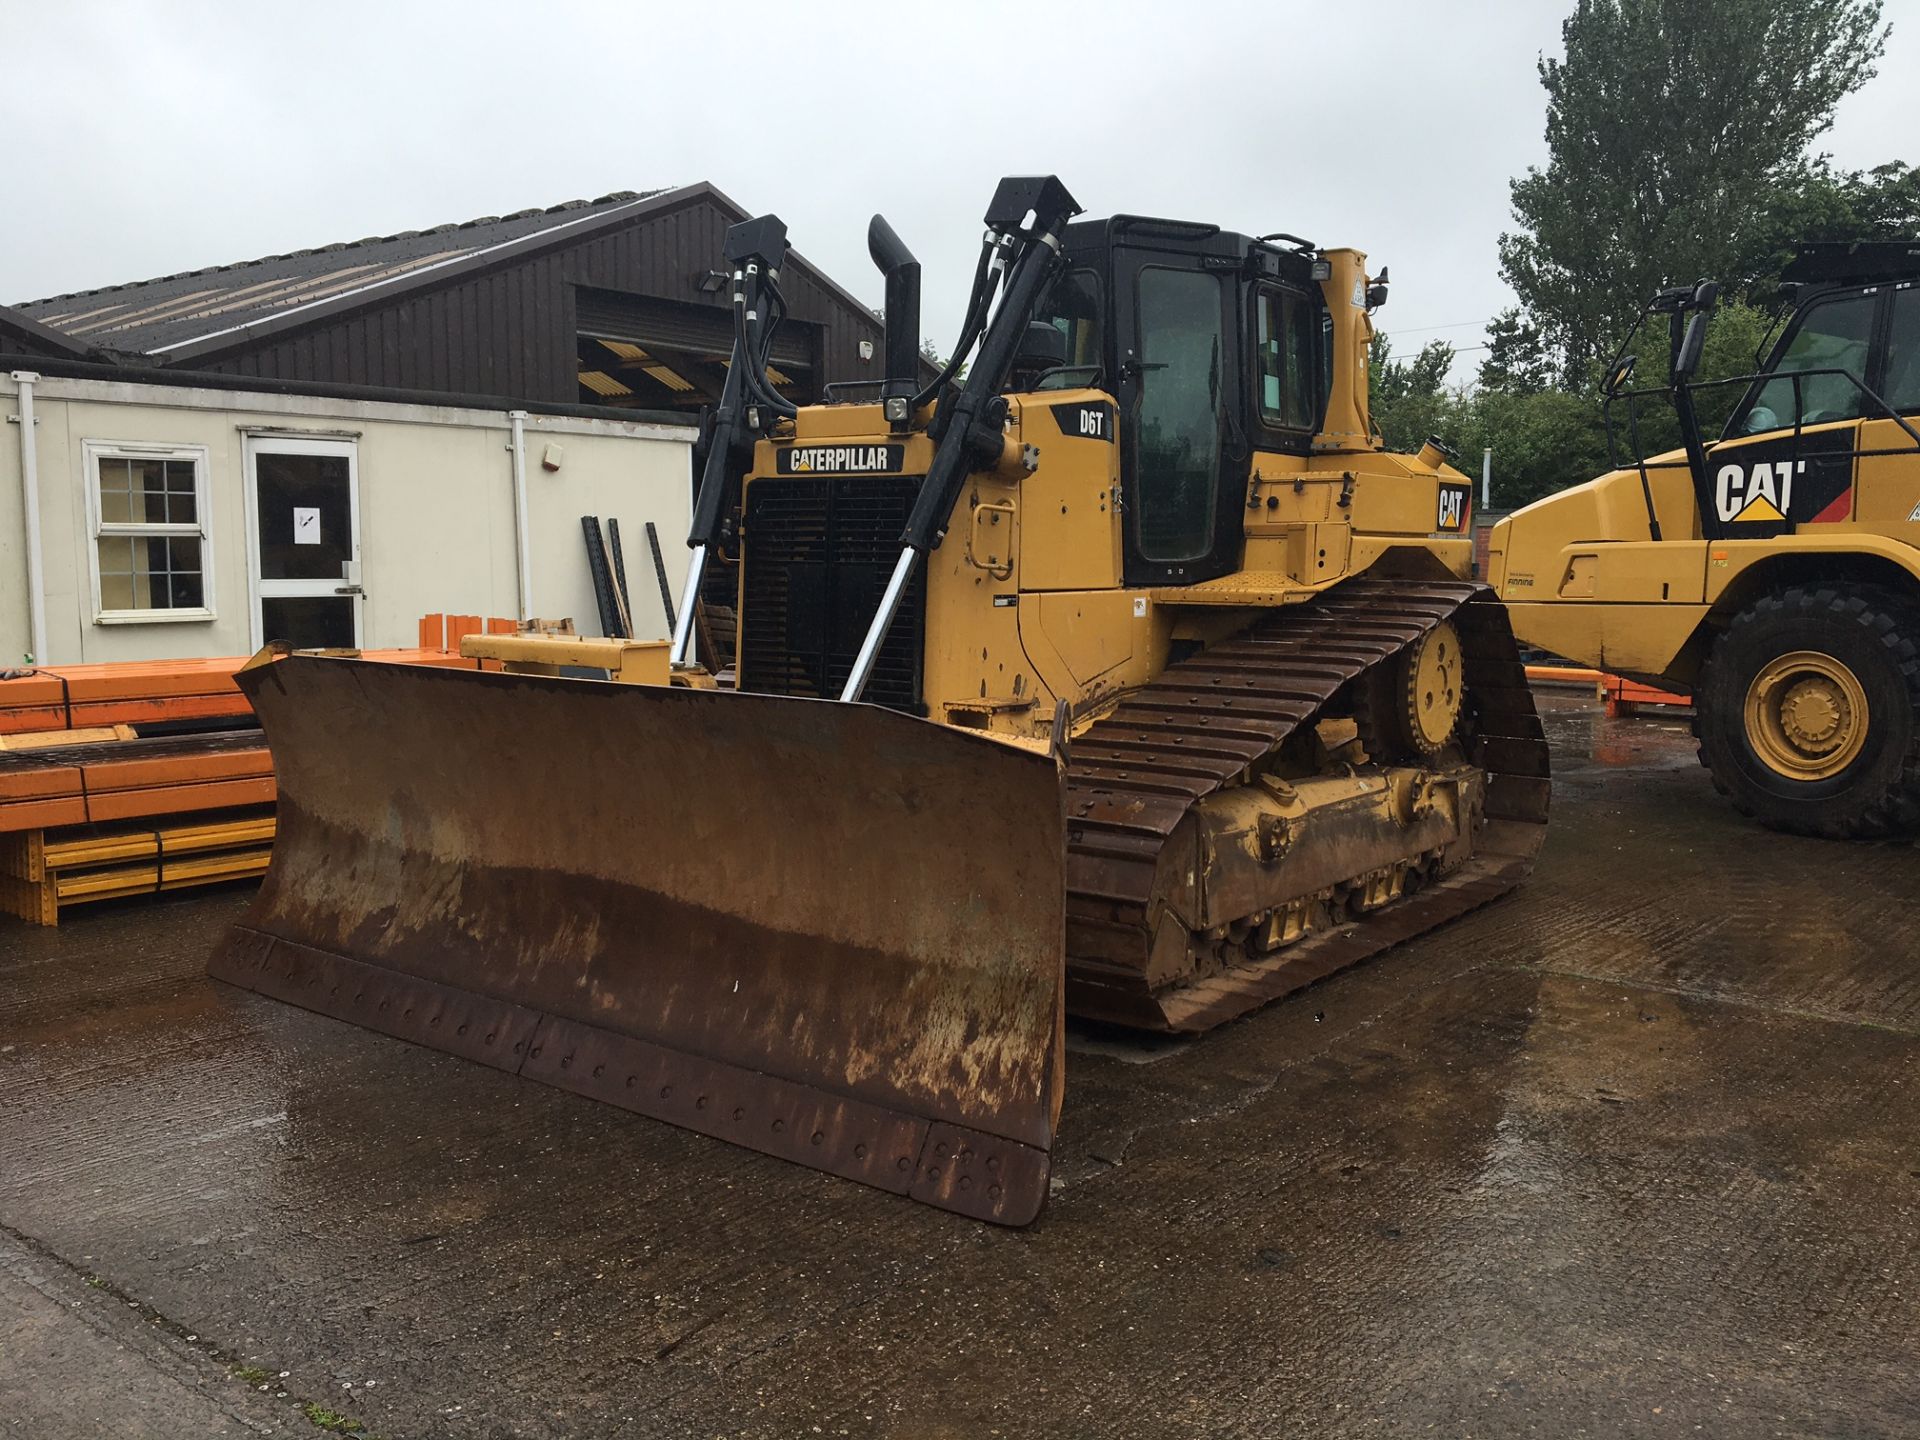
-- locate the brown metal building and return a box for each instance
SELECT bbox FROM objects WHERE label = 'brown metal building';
[9,184,900,413]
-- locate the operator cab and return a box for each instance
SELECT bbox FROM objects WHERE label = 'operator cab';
[1728,239,1920,437]
[1029,218,1334,587]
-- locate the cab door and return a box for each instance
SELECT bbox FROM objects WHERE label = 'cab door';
[1852,281,1920,534]
[1115,250,1247,586]
[1706,289,1879,540]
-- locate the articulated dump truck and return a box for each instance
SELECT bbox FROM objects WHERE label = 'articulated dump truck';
[211,177,1549,1224]
[1491,246,1920,839]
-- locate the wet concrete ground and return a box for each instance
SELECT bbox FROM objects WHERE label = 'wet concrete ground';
[2,692,1917,1439]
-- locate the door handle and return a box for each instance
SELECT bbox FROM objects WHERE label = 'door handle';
[334,584,364,596]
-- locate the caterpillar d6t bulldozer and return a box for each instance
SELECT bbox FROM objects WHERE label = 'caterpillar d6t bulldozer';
[1491,242,1920,839]
[212,177,1548,1225]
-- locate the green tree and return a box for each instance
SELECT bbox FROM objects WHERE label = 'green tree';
[1741,160,1920,303]
[1369,333,1458,453]
[1460,298,1778,512]
[1450,389,1611,512]
[1500,0,1887,386]
[1479,308,1557,396]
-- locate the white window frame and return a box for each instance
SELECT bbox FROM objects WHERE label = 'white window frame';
[82,440,216,625]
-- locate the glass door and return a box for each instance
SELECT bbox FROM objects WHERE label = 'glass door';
[1114,251,1243,586]
[245,436,361,649]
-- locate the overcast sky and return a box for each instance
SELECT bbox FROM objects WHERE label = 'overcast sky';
[5,0,1917,378]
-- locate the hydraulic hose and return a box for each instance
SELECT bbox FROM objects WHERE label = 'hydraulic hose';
[912,235,1002,409]
[732,276,797,418]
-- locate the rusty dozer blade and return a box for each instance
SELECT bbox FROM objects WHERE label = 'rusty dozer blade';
[210,656,1066,1225]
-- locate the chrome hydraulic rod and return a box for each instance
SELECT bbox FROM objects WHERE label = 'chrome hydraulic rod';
[669,543,707,667]
[839,547,919,702]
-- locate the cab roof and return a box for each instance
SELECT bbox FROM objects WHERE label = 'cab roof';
[1781,239,1920,288]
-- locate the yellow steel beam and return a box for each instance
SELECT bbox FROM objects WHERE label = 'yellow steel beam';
[458,633,670,686]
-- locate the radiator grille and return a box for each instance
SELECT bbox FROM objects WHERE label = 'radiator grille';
[738,475,926,714]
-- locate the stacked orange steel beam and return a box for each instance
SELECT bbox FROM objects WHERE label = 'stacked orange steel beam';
[0,626,529,924]
[0,644,487,833]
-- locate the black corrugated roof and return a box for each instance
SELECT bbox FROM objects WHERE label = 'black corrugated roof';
[0,303,93,359]
[11,190,671,357]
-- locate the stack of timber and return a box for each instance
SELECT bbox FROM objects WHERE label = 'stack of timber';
[0,808,275,926]
[0,644,481,925]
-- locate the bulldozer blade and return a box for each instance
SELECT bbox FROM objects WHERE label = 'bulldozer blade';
[210,656,1066,1225]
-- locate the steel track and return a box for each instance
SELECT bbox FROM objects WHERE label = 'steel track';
[1062,579,1551,1032]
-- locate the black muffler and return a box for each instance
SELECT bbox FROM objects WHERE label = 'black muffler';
[868,215,921,412]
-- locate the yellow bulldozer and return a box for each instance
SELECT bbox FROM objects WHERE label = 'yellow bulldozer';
[211,177,1549,1224]
[1491,244,1920,839]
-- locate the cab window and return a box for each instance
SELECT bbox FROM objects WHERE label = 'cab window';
[1255,287,1316,430]
[1031,269,1103,389]
[1134,266,1224,563]
[1736,293,1877,434]
[1884,287,1920,413]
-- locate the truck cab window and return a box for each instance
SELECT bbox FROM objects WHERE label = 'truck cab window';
[1134,267,1225,563]
[1736,293,1877,434]
[1031,269,1103,389]
[1885,287,1920,413]
[1255,288,1315,430]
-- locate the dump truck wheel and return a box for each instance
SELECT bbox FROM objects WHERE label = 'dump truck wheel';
[1694,586,1920,839]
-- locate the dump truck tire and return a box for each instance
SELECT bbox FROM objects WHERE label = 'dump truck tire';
[1695,585,1920,839]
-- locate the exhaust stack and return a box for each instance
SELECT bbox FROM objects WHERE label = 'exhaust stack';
[868,215,921,409]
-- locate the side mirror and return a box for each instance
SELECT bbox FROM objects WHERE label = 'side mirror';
[1603,353,1638,397]
[1675,312,1709,380]
[1011,321,1067,378]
